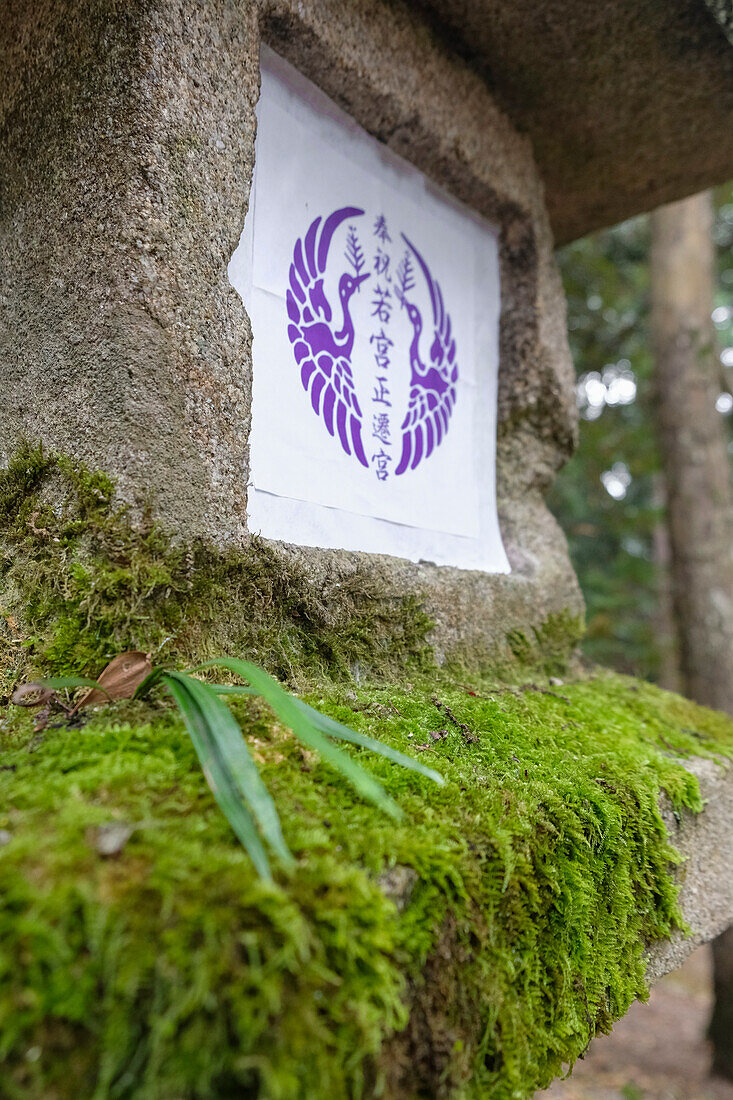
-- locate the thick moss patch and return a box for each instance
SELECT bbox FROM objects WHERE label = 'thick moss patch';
[1,673,732,1099]
[0,443,433,693]
[2,443,731,1097]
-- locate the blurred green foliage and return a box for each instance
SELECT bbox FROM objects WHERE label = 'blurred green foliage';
[549,185,733,681]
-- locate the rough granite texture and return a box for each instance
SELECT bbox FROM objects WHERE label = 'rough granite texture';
[0,0,583,662]
[646,755,733,981]
[417,0,733,243]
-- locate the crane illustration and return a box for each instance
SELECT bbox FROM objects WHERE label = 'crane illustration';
[285,207,370,466]
[393,235,459,474]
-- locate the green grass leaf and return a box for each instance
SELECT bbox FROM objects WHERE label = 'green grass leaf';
[168,673,293,868]
[194,659,403,822]
[133,668,167,699]
[161,671,293,879]
[33,676,106,692]
[208,684,259,696]
[292,698,445,785]
[205,683,443,784]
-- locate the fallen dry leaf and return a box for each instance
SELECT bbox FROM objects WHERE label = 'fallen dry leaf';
[10,683,57,708]
[74,651,152,712]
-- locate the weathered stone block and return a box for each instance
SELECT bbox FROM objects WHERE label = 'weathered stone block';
[0,0,583,666]
[647,754,733,981]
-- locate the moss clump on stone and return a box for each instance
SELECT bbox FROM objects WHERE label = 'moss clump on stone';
[503,609,585,679]
[2,442,730,1097]
[1,672,732,1099]
[0,443,434,694]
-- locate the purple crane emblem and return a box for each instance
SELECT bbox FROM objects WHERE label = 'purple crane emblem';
[393,234,458,475]
[285,205,459,478]
[285,206,370,466]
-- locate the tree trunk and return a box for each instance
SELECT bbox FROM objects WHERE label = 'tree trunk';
[712,927,733,1079]
[651,190,733,1081]
[651,475,681,692]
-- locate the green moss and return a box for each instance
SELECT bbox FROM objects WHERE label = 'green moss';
[0,443,434,694]
[1,672,731,1099]
[0,445,587,696]
[503,609,585,680]
[2,443,731,1096]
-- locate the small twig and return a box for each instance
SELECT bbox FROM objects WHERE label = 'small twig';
[431,697,478,744]
[657,732,690,756]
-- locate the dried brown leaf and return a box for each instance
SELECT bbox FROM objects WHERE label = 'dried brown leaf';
[11,683,56,708]
[74,651,152,712]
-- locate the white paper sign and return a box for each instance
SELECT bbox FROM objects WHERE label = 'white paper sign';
[228,46,510,573]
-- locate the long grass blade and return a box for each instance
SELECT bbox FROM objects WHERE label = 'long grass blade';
[292,699,445,785]
[161,672,274,879]
[169,672,294,869]
[208,685,259,697]
[194,659,403,822]
[205,683,443,784]
[209,682,443,785]
[167,672,294,870]
[133,668,167,700]
[34,676,106,692]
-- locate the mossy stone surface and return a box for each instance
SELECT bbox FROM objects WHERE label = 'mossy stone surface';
[0,443,434,694]
[1,673,732,1099]
[2,444,732,1097]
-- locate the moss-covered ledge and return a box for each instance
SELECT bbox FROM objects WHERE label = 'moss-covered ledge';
[0,442,437,694]
[1,673,732,1099]
[2,444,732,1097]
[0,442,584,694]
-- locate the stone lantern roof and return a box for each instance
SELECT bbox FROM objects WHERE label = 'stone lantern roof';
[422,0,733,241]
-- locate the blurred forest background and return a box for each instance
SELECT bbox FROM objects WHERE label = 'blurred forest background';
[544,189,733,1099]
[549,184,733,686]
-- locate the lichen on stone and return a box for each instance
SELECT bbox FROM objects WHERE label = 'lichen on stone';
[503,609,584,679]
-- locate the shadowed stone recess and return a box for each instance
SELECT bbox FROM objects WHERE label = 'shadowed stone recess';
[415,0,733,243]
